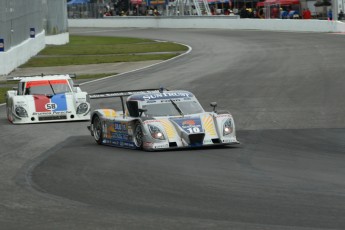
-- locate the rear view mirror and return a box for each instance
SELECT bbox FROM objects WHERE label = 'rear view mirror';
[138,108,147,117]
[210,102,217,112]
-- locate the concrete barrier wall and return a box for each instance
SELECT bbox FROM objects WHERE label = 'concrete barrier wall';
[68,16,345,33]
[45,32,69,45]
[0,30,45,76]
[0,32,69,76]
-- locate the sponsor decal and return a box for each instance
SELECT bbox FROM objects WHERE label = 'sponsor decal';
[109,122,131,142]
[110,140,135,148]
[143,141,168,149]
[159,99,181,103]
[89,90,160,99]
[222,137,237,143]
[30,28,35,38]
[143,120,160,124]
[0,38,4,52]
[153,143,169,149]
[114,122,127,131]
[111,132,129,141]
[142,92,193,100]
[32,111,71,115]
[182,120,196,126]
[172,117,203,134]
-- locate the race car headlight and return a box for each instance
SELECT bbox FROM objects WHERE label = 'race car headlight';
[77,103,89,114]
[15,106,28,117]
[223,118,233,136]
[148,125,165,140]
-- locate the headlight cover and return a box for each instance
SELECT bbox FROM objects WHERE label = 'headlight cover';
[77,103,89,114]
[223,118,233,136]
[148,124,165,140]
[15,106,28,117]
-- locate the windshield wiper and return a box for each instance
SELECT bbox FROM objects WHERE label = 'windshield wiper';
[170,99,184,117]
[48,81,56,96]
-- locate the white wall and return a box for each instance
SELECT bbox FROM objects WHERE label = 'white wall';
[0,31,45,76]
[45,32,70,45]
[68,16,345,33]
[0,32,69,76]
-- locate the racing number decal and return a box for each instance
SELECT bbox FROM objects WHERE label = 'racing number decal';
[187,127,201,133]
[173,118,203,134]
[45,103,57,111]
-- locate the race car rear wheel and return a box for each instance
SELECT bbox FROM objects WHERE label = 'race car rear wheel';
[133,122,143,149]
[93,115,103,145]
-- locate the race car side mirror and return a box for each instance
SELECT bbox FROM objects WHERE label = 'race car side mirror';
[138,108,147,117]
[210,102,217,112]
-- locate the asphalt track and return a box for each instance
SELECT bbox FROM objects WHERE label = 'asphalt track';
[1,28,345,230]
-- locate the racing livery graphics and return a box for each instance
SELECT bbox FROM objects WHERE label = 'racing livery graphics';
[88,88,239,151]
[34,95,68,113]
[6,74,90,124]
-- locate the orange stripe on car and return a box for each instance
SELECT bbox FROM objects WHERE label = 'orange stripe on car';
[159,119,177,140]
[202,115,217,137]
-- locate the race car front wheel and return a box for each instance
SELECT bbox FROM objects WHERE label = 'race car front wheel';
[6,106,13,123]
[93,115,103,145]
[133,122,143,149]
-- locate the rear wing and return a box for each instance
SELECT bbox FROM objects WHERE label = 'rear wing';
[89,88,168,118]
[89,88,167,99]
[6,74,77,81]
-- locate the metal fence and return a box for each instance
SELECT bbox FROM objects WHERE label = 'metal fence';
[0,0,67,52]
[67,3,110,18]
[43,0,68,35]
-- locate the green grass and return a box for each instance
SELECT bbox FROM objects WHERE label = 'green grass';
[39,43,186,55]
[68,36,153,45]
[22,53,178,67]
[7,35,188,94]
[0,87,11,104]
[20,35,188,68]
[0,80,18,85]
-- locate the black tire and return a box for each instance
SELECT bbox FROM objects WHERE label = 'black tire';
[133,122,143,149]
[6,105,13,123]
[93,115,103,145]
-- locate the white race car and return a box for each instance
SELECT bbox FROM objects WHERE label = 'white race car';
[6,74,90,124]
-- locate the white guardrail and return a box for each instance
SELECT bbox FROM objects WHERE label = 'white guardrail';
[68,16,345,33]
[1,17,344,76]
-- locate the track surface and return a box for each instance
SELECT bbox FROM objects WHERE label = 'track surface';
[1,28,345,230]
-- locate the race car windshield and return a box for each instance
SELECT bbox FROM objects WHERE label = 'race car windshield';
[143,101,204,117]
[25,80,71,95]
